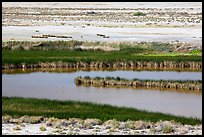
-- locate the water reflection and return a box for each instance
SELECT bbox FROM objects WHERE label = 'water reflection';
[2,69,202,80]
[77,85,202,95]
[2,66,202,74]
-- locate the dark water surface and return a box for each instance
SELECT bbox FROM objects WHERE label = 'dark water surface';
[2,70,202,119]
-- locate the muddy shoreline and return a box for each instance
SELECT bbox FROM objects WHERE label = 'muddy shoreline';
[1,67,201,74]
[2,61,202,71]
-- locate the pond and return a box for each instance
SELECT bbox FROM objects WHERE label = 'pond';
[2,70,202,119]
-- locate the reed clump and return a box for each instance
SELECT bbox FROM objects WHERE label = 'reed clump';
[75,76,202,91]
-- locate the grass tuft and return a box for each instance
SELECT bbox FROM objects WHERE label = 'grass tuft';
[133,12,146,16]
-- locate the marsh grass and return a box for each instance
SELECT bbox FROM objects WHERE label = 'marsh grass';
[2,50,201,65]
[80,76,202,83]
[2,40,201,66]
[2,97,201,125]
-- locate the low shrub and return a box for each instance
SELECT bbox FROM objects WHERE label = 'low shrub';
[133,12,146,16]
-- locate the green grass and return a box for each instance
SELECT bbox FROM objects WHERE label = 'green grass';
[142,51,202,56]
[2,40,202,65]
[133,12,146,16]
[190,50,202,55]
[2,97,201,125]
[2,50,201,65]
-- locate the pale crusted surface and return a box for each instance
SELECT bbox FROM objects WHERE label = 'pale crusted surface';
[2,2,202,44]
[2,116,202,135]
[2,2,202,9]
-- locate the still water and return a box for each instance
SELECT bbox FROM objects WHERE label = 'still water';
[2,70,202,119]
